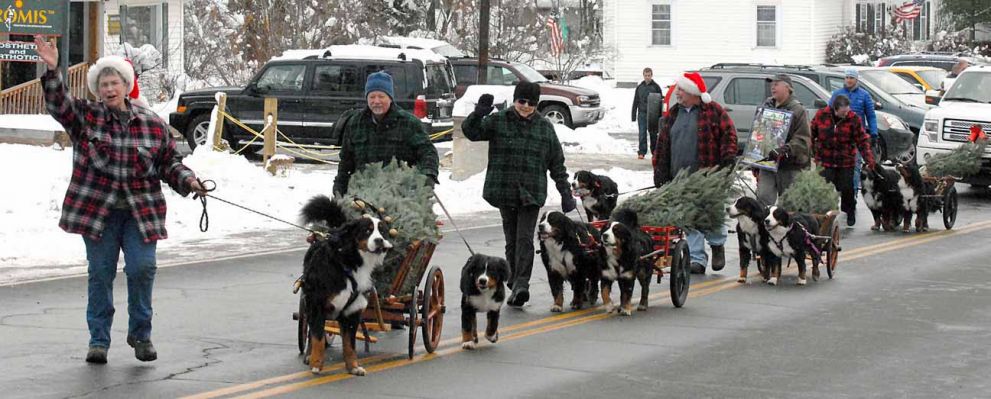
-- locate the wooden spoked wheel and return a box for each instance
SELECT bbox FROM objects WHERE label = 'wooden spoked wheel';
[421,266,445,353]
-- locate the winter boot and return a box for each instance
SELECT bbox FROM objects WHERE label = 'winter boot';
[127,335,157,362]
[710,245,725,271]
[85,346,108,364]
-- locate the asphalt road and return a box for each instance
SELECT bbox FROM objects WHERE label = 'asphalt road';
[2,185,991,399]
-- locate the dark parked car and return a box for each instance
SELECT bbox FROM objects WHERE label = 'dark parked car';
[649,68,915,162]
[170,45,456,151]
[450,57,604,128]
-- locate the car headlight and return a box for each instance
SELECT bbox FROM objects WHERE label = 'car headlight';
[576,95,590,106]
[923,119,939,142]
[881,113,908,132]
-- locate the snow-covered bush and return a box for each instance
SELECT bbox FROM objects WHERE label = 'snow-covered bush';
[825,26,910,64]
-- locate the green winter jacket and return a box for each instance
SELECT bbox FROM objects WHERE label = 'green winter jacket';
[333,105,439,196]
[462,107,570,208]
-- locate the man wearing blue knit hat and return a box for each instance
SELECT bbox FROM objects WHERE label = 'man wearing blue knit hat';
[333,71,439,196]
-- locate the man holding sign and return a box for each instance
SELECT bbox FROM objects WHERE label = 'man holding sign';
[755,74,811,206]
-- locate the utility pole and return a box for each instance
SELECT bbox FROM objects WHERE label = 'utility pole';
[478,0,490,84]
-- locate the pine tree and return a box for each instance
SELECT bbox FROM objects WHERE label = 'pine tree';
[617,168,734,232]
[780,167,839,214]
[924,139,988,178]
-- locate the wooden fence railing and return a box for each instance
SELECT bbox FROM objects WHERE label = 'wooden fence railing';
[0,62,90,115]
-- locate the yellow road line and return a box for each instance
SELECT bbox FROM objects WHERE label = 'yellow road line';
[192,220,991,398]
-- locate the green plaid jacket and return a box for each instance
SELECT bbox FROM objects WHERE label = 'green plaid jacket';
[333,105,439,195]
[463,108,570,208]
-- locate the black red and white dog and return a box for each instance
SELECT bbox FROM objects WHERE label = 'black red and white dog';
[598,209,652,315]
[727,197,772,284]
[572,170,619,222]
[299,195,392,376]
[764,206,822,286]
[460,254,511,350]
[537,211,601,312]
[861,163,905,232]
[894,162,932,232]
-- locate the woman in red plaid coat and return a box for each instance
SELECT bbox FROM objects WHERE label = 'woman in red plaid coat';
[810,94,876,226]
[34,36,208,364]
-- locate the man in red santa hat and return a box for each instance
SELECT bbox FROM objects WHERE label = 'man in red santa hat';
[652,72,737,274]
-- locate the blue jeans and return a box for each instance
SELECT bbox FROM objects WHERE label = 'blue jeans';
[686,225,728,266]
[83,209,157,348]
[637,113,656,156]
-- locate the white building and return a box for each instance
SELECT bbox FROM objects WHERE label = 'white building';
[603,0,940,85]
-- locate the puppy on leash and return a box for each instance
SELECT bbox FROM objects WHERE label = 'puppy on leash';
[572,170,619,222]
[460,254,511,350]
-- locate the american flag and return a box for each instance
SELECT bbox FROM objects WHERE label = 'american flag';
[546,16,564,56]
[892,0,924,24]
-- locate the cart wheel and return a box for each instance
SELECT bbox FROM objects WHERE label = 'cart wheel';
[407,288,418,360]
[826,224,840,279]
[421,266,445,353]
[296,295,307,355]
[943,187,958,230]
[669,240,690,308]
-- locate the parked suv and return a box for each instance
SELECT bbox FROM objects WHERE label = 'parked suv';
[650,68,915,162]
[170,45,456,150]
[917,65,991,187]
[449,57,604,128]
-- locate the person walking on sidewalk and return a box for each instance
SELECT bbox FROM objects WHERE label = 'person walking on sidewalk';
[652,72,737,274]
[462,81,576,307]
[34,35,208,364]
[757,74,812,206]
[830,68,877,202]
[810,94,876,227]
[631,67,663,160]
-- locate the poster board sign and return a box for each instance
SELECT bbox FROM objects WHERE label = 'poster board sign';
[1,0,68,36]
[0,40,39,62]
[740,107,793,172]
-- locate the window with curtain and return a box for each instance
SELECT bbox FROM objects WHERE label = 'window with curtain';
[756,5,776,47]
[651,4,671,46]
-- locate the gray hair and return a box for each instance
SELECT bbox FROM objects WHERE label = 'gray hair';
[97,67,130,87]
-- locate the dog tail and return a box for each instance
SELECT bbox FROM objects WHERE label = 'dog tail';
[300,195,348,228]
[612,208,640,229]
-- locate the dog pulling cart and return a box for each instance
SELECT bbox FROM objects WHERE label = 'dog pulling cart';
[293,234,446,361]
[590,221,692,307]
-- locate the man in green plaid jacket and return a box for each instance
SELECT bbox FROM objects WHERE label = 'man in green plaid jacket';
[462,82,576,307]
[333,72,439,196]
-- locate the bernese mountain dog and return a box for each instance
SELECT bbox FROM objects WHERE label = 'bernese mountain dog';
[727,196,772,284]
[572,170,619,222]
[764,206,822,286]
[460,254,511,350]
[537,211,602,312]
[299,195,393,376]
[895,162,932,232]
[861,163,905,232]
[598,209,652,315]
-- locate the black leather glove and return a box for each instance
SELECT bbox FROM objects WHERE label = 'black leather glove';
[424,175,437,190]
[560,190,577,213]
[475,94,495,116]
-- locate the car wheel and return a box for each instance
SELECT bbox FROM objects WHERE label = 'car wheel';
[185,113,212,150]
[541,105,573,128]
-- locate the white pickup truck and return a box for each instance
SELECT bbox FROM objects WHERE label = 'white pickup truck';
[917,65,991,187]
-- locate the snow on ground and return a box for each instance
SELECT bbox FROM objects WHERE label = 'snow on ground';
[0,114,65,131]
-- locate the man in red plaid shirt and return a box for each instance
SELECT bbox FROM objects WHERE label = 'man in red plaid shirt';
[34,36,207,364]
[810,94,875,226]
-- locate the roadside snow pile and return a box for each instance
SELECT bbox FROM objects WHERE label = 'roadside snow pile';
[0,115,65,132]
[570,75,674,136]
[554,123,633,154]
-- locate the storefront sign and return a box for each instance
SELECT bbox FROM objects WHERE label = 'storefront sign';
[1,0,68,36]
[0,40,39,62]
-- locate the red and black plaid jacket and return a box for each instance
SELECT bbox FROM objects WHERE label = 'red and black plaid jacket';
[810,106,875,169]
[653,101,737,185]
[43,70,196,242]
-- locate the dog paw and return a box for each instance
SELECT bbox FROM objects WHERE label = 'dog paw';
[797,278,807,286]
[737,276,747,284]
[570,303,581,310]
[550,305,563,313]
[462,341,476,350]
[348,366,366,376]
[636,304,648,312]
[767,277,778,286]
[310,367,322,374]
[619,308,633,316]
[485,333,498,343]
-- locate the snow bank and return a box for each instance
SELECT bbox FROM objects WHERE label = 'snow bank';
[0,115,64,132]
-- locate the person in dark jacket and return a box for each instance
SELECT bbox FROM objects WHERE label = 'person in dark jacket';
[829,68,877,197]
[333,71,440,196]
[653,72,737,274]
[35,35,208,364]
[631,67,663,159]
[463,81,576,307]
[810,94,875,226]
[757,74,812,206]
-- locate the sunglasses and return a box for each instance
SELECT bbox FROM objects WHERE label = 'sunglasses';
[515,99,537,107]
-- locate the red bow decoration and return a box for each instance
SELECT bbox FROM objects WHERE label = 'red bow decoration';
[969,125,987,143]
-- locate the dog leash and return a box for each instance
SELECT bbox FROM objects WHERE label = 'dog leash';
[434,194,475,256]
[194,179,325,238]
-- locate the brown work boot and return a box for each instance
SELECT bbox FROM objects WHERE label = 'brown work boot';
[710,245,726,271]
[127,336,157,362]
[85,346,108,364]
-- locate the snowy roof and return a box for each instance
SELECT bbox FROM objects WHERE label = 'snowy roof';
[273,45,449,64]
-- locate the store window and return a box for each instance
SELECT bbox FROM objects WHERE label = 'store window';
[120,3,169,69]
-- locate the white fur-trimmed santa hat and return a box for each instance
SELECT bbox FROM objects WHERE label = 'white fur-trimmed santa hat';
[675,72,712,104]
[87,55,136,98]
